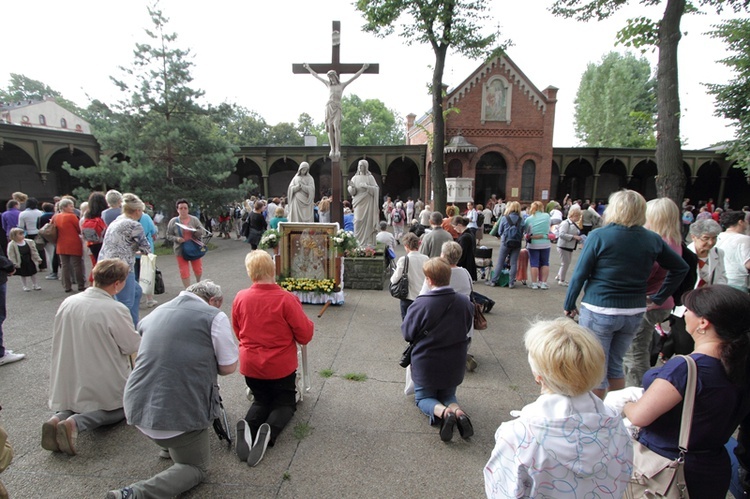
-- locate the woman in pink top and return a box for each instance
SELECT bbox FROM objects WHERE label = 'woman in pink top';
[623,197,683,387]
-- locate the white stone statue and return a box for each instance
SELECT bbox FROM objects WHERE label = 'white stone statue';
[303,63,369,161]
[347,159,379,248]
[287,162,316,223]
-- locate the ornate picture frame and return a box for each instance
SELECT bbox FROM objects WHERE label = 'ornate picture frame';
[278,222,339,281]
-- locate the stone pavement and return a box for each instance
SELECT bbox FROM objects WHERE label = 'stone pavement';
[0,234,579,498]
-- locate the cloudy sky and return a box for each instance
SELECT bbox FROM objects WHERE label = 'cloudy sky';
[2,0,741,148]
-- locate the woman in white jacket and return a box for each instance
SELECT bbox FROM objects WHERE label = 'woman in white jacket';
[484,318,632,498]
[390,232,429,320]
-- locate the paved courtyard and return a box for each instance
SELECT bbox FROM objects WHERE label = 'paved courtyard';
[0,233,579,498]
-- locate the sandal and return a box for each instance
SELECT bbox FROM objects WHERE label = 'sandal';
[439,407,456,442]
[456,410,474,439]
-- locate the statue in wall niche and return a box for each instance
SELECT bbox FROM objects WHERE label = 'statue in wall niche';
[287,162,316,223]
[302,63,369,161]
[347,159,379,248]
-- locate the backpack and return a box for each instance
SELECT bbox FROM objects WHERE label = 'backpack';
[393,209,402,223]
[504,215,523,249]
[81,217,104,243]
[682,211,694,225]
[476,212,485,227]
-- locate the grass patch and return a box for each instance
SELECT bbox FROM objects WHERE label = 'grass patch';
[508,384,519,392]
[343,372,367,382]
[293,422,312,440]
[319,369,335,378]
[282,471,291,481]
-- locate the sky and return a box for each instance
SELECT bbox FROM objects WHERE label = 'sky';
[2,0,742,149]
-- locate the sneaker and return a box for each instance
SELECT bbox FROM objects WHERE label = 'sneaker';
[530,282,539,290]
[247,423,271,467]
[45,273,58,280]
[559,280,569,287]
[23,287,31,292]
[539,282,549,290]
[158,448,171,459]
[0,352,25,366]
[485,281,496,287]
[508,282,515,289]
[106,487,134,499]
[236,420,252,462]
[146,299,158,308]
[33,285,42,291]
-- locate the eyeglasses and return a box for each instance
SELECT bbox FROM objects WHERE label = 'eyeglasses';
[694,235,717,243]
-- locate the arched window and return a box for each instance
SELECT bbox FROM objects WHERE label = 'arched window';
[39,114,46,125]
[60,118,67,128]
[521,160,536,200]
[75,124,83,132]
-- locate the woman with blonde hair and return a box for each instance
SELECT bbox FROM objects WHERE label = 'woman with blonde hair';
[488,201,523,288]
[554,205,582,286]
[564,190,688,398]
[99,193,151,326]
[623,197,683,387]
[524,201,552,289]
[484,318,631,498]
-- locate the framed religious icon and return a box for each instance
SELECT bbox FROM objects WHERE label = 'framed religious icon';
[279,223,339,281]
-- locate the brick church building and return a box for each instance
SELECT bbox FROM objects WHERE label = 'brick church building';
[406,53,558,207]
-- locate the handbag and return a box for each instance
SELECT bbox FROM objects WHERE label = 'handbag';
[625,355,696,499]
[389,254,410,299]
[38,221,57,244]
[179,227,207,261]
[473,301,487,330]
[154,267,165,295]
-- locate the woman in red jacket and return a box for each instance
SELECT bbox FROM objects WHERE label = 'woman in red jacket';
[52,198,84,292]
[231,250,314,467]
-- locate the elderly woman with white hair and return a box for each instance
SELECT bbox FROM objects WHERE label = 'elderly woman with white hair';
[99,193,151,326]
[563,190,688,398]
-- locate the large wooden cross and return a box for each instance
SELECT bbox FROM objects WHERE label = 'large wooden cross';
[293,21,379,226]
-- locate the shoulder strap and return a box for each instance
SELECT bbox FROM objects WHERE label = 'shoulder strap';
[677,354,697,453]
[411,299,454,345]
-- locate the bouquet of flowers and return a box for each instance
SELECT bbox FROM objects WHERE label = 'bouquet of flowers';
[259,228,280,249]
[331,229,358,254]
[345,247,377,258]
[278,277,338,294]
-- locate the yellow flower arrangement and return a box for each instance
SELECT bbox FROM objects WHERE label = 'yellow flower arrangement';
[278,277,338,294]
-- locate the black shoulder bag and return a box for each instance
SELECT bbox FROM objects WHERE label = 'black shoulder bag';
[389,254,410,299]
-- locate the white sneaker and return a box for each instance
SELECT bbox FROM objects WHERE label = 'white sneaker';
[0,352,25,366]
[559,280,569,287]
[530,282,539,290]
[33,285,42,291]
[146,299,158,308]
[539,282,549,290]
[22,287,30,292]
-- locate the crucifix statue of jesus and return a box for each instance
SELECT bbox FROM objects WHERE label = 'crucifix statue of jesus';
[302,62,369,161]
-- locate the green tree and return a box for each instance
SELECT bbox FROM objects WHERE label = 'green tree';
[551,0,748,206]
[357,0,500,214]
[574,51,656,148]
[0,73,85,115]
[340,94,405,146]
[267,122,303,145]
[211,103,269,146]
[296,112,327,144]
[65,5,252,211]
[706,18,750,173]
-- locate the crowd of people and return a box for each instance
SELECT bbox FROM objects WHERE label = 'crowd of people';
[6,184,750,498]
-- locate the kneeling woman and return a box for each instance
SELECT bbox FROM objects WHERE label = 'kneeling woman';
[402,257,474,442]
[484,318,632,498]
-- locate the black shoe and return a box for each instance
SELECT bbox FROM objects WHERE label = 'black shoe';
[457,413,474,439]
[440,411,456,442]
[484,300,495,314]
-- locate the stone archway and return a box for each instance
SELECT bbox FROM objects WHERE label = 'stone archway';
[268,158,300,198]
[47,147,96,197]
[628,160,658,200]
[0,143,41,202]
[233,158,263,197]
[724,165,750,210]
[309,157,331,200]
[384,157,420,203]
[597,159,627,201]
[692,160,722,206]
[561,159,594,201]
[475,151,507,204]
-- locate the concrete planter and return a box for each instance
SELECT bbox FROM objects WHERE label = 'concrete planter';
[343,257,385,290]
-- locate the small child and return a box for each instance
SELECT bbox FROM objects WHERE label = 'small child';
[6,228,42,291]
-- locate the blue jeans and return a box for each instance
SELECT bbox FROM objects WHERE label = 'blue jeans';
[579,306,643,389]
[115,271,141,327]
[414,384,458,424]
[400,299,413,320]
[0,282,6,357]
[494,244,520,285]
